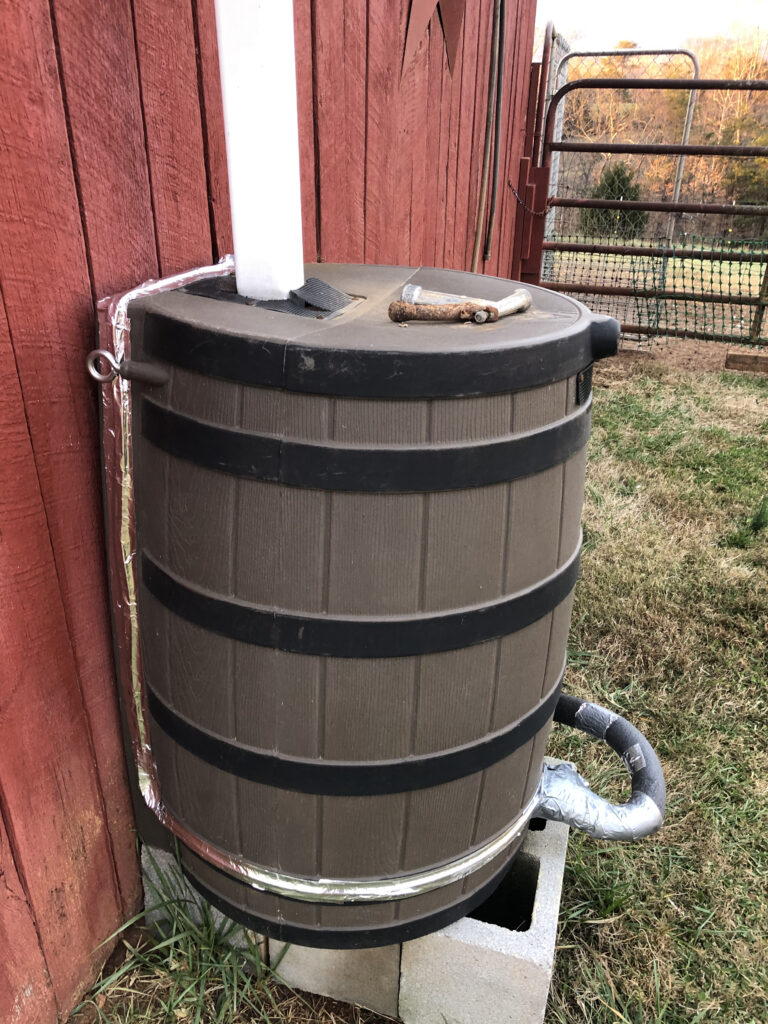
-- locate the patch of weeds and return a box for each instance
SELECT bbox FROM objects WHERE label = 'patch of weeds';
[586,483,604,507]
[565,643,607,673]
[720,370,768,394]
[581,522,600,552]
[71,849,390,1024]
[72,850,282,1024]
[719,496,768,549]
[615,477,638,497]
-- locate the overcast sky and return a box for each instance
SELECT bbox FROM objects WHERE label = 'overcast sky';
[535,0,765,49]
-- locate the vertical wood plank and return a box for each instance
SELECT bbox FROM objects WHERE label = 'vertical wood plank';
[364,0,410,264]
[192,0,234,258]
[0,805,58,1024]
[0,0,142,985]
[293,0,318,261]
[50,0,160,915]
[403,390,509,876]
[314,0,367,262]
[405,15,431,265]
[392,0,423,267]
[165,376,240,853]
[419,17,445,267]
[132,0,212,272]
[484,0,516,277]
[433,26,455,267]
[51,0,158,293]
[497,0,537,278]
[440,22,466,268]
[0,290,123,1013]
[449,0,481,270]
[463,0,492,270]
[499,0,528,277]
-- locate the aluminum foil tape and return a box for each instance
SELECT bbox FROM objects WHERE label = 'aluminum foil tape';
[535,762,664,841]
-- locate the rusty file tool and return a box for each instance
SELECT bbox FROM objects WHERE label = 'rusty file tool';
[388,283,532,324]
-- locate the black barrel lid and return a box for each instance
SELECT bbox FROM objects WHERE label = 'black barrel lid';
[130,263,619,398]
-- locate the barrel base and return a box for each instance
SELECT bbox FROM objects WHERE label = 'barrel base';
[182,858,516,950]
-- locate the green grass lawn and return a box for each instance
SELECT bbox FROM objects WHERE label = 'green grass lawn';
[546,359,768,1024]
[73,357,767,1024]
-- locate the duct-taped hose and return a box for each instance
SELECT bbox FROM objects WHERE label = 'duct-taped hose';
[535,695,666,841]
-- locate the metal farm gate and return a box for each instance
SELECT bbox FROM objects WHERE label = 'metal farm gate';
[511,45,768,348]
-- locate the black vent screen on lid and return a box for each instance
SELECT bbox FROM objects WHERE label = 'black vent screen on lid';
[181,275,355,319]
[576,363,593,405]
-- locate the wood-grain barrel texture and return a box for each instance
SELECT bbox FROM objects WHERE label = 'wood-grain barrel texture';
[128,267,598,947]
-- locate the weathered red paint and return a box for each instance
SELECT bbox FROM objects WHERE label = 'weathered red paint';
[133,0,213,273]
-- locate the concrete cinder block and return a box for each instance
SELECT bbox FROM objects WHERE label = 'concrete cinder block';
[145,761,570,1024]
[141,845,195,929]
[267,762,570,1023]
[398,818,569,1024]
[271,941,401,1018]
[141,846,262,949]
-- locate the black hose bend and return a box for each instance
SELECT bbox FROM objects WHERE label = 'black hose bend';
[535,695,667,841]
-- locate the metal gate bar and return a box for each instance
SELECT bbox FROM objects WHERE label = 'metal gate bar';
[511,75,768,345]
[536,282,760,305]
[551,143,768,158]
[542,242,765,264]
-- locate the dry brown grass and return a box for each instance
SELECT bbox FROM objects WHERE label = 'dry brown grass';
[546,359,768,1024]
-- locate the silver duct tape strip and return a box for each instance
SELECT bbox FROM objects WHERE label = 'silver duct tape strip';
[536,763,664,841]
[96,259,542,902]
[98,256,235,821]
[182,793,539,903]
[574,701,617,739]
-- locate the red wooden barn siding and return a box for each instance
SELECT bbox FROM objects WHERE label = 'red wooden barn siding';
[298,0,538,274]
[0,1,536,1020]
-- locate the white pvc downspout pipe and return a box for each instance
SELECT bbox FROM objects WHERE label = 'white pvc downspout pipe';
[213,0,305,299]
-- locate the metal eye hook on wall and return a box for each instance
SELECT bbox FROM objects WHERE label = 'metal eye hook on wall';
[87,348,121,383]
[86,349,169,387]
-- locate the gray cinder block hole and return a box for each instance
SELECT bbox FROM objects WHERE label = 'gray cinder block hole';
[469,850,540,932]
[143,769,571,1024]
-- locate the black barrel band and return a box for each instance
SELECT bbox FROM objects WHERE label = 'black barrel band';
[141,308,603,398]
[147,669,563,796]
[181,856,517,948]
[141,396,591,493]
[141,542,580,659]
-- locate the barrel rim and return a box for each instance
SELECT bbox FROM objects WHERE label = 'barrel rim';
[139,312,597,398]
[133,265,604,398]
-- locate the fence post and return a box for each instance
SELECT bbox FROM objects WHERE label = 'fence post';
[749,261,768,346]
[519,166,551,284]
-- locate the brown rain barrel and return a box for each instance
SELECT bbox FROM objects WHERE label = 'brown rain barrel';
[127,263,618,948]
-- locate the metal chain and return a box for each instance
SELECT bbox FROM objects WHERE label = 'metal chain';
[508,183,551,218]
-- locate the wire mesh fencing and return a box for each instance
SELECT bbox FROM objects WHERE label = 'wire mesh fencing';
[543,236,768,344]
[535,45,768,345]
